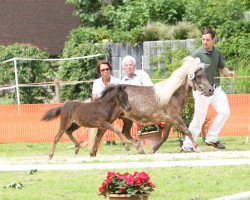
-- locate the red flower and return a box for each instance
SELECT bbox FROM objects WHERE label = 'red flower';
[107,171,116,179]
[137,124,141,131]
[118,173,127,180]
[125,174,134,185]
[99,182,106,192]
[119,186,126,192]
[99,171,155,197]
[134,178,143,185]
[149,182,156,188]
[137,172,150,181]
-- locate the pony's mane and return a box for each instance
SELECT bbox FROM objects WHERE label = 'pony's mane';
[153,56,204,105]
[98,85,116,100]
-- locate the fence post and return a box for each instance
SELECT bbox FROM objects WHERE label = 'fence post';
[13,58,21,105]
[54,80,61,103]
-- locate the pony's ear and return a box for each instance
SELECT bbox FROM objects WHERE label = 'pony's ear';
[188,72,195,80]
[194,57,201,64]
[119,84,127,90]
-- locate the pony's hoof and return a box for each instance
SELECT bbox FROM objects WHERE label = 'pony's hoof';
[90,153,96,157]
[75,148,80,154]
[49,155,53,160]
[124,145,130,151]
[137,146,145,154]
[193,146,201,152]
[150,149,157,154]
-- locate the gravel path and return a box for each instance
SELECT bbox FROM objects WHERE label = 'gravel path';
[1,151,250,172]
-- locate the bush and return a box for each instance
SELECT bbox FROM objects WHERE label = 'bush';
[104,2,150,31]
[150,43,190,79]
[60,31,108,101]
[172,21,201,40]
[184,0,249,38]
[216,33,250,93]
[0,44,53,104]
[142,21,200,42]
[146,0,185,24]
[142,22,173,41]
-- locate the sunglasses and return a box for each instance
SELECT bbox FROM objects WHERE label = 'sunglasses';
[100,68,110,72]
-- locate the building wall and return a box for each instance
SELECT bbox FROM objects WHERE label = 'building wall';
[0,0,80,56]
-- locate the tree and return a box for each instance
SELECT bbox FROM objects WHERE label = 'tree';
[0,44,53,103]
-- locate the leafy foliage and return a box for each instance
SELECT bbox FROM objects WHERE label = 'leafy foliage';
[104,1,150,31]
[137,123,165,134]
[184,0,249,38]
[59,30,108,101]
[151,43,190,79]
[217,33,250,93]
[0,44,54,104]
[66,0,103,27]
[146,0,185,24]
[66,0,189,44]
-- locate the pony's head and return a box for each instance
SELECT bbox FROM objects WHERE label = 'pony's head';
[187,61,214,96]
[99,85,131,112]
[154,56,214,105]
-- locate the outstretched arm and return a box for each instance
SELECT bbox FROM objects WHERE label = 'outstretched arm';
[219,67,236,78]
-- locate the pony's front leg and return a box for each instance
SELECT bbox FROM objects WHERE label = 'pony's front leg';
[90,129,105,157]
[122,118,145,154]
[151,123,171,153]
[172,116,200,152]
[102,123,130,152]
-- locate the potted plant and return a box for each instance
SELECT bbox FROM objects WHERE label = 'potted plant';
[99,171,155,200]
[137,123,164,146]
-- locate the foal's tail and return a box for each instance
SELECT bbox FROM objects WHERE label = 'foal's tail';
[41,107,62,121]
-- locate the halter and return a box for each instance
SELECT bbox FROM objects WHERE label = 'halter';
[188,68,202,92]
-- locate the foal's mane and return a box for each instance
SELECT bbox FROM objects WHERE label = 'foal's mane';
[154,56,204,105]
[98,85,118,101]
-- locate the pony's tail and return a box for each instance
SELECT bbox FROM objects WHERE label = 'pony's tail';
[41,107,62,121]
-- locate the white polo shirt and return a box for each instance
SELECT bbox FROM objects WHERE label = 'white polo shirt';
[121,70,153,86]
[92,75,120,98]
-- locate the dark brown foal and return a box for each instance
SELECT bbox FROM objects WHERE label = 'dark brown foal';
[41,85,131,159]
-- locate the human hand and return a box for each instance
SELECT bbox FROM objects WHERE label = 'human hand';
[228,71,236,78]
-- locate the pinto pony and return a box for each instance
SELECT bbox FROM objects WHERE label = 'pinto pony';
[90,57,214,157]
[41,85,131,159]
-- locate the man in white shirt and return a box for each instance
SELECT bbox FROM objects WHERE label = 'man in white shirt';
[120,55,153,86]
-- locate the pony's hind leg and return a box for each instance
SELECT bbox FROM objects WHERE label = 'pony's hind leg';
[152,123,171,153]
[50,130,64,160]
[65,123,81,155]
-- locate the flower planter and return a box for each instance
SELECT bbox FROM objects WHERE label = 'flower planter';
[137,131,162,146]
[108,194,149,200]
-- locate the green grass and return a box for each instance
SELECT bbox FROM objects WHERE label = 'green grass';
[1,166,250,200]
[0,137,250,199]
[0,136,249,159]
